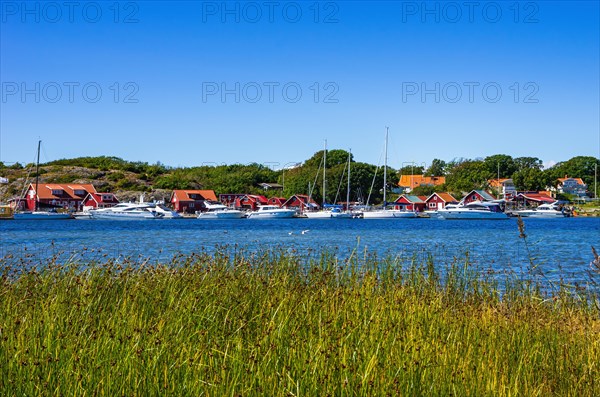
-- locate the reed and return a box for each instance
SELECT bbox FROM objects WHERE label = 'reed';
[1,244,599,396]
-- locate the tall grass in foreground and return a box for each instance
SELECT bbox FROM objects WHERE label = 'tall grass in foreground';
[1,245,599,396]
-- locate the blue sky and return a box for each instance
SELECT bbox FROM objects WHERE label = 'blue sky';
[1,1,599,169]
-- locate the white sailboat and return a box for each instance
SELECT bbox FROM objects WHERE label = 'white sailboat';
[362,127,417,219]
[13,140,73,220]
[305,140,332,219]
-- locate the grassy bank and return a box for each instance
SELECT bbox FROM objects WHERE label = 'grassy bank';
[1,248,599,396]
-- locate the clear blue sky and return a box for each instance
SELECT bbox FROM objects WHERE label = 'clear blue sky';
[1,1,599,169]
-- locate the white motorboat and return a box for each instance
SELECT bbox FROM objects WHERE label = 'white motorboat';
[437,201,509,220]
[14,209,73,220]
[197,202,245,219]
[362,208,418,219]
[246,205,296,219]
[514,202,567,218]
[151,203,183,219]
[305,206,354,219]
[89,203,163,220]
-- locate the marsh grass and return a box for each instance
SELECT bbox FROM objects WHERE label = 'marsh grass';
[1,241,599,395]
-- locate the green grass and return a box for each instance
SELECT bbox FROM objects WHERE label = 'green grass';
[1,248,599,396]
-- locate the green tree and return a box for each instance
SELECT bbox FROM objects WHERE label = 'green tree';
[424,159,447,176]
[545,156,600,187]
[512,168,550,191]
[514,156,543,171]
[445,160,493,193]
[398,165,424,176]
[483,154,516,179]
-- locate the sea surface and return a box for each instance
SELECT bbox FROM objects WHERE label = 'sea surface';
[1,217,599,285]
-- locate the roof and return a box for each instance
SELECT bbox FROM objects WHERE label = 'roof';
[488,178,513,188]
[30,183,97,200]
[516,192,555,203]
[395,194,425,203]
[426,192,458,203]
[398,175,446,188]
[282,194,318,207]
[469,190,496,201]
[558,177,585,185]
[171,190,218,202]
[83,192,120,204]
[240,194,269,203]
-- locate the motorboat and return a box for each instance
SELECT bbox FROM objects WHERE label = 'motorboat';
[13,209,73,220]
[305,206,354,219]
[437,201,509,220]
[362,208,418,219]
[514,202,567,218]
[151,203,183,219]
[197,202,245,219]
[246,205,296,219]
[0,205,14,220]
[89,203,163,220]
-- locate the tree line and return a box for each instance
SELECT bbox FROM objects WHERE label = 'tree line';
[1,154,598,204]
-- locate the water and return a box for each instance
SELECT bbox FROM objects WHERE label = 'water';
[1,217,598,285]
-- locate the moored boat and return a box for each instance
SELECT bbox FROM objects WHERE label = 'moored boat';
[437,201,509,220]
[247,205,296,219]
[514,202,568,218]
[89,203,163,220]
[0,205,14,220]
[197,202,245,219]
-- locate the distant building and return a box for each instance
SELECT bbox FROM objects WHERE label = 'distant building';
[236,194,268,211]
[487,178,516,199]
[424,192,458,211]
[556,176,587,197]
[512,192,555,207]
[24,183,97,211]
[463,190,496,203]
[268,197,286,207]
[82,192,119,209]
[282,194,318,211]
[394,194,426,212]
[170,190,218,213]
[398,175,445,193]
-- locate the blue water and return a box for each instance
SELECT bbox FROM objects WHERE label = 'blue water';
[1,217,599,285]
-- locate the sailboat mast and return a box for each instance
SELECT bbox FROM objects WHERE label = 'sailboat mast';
[323,139,327,207]
[383,127,388,207]
[346,149,351,211]
[34,140,41,211]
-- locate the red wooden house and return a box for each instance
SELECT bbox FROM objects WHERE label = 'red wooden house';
[170,190,218,213]
[424,192,458,211]
[24,183,97,211]
[236,194,268,210]
[463,190,496,203]
[393,195,426,212]
[268,197,286,207]
[82,192,120,209]
[282,194,318,211]
[512,192,555,207]
[219,194,245,207]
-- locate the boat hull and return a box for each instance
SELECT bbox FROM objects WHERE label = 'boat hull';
[89,212,160,220]
[362,210,417,219]
[514,210,566,218]
[247,210,296,219]
[437,211,509,220]
[14,212,73,220]
[197,211,245,219]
